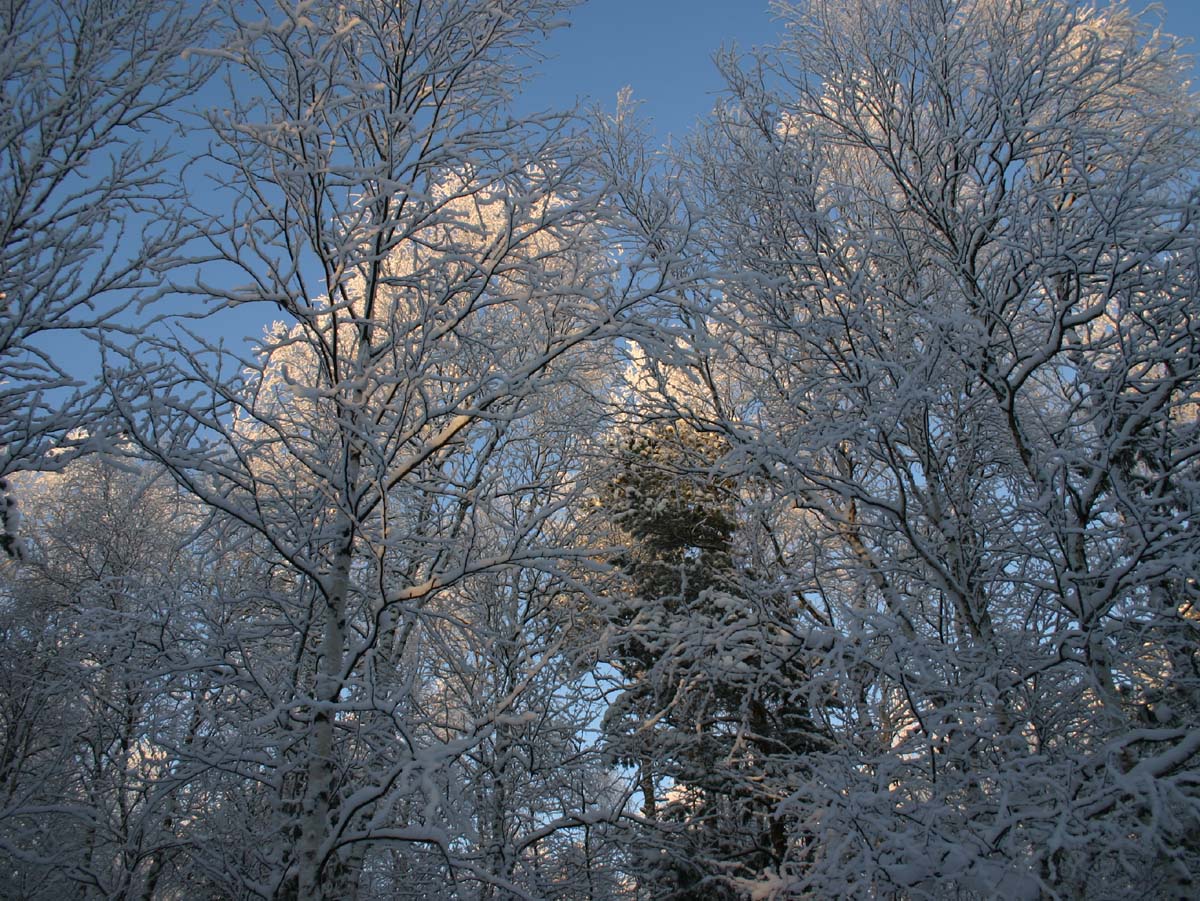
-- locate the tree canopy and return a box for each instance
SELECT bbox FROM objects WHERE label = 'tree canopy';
[2,1,1199,898]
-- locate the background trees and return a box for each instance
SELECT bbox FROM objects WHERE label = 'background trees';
[0,458,218,899]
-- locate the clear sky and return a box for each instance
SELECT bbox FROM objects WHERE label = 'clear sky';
[518,0,1200,142]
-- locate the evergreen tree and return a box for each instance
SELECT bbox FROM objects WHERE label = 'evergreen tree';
[599,423,826,898]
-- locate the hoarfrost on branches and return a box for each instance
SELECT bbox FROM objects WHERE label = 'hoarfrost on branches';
[600,0,1200,894]
[0,0,211,515]
[2,0,1199,898]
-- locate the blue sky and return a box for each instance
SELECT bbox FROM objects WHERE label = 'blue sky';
[519,0,1200,142]
[20,0,1200,372]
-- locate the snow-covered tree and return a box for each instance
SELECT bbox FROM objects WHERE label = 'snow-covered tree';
[0,457,222,899]
[0,0,211,554]
[609,0,1200,895]
[5,0,1199,897]
[103,1,643,896]
[594,422,828,898]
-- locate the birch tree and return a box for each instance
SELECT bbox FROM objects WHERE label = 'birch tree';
[103,1,639,896]
[612,0,1200,895]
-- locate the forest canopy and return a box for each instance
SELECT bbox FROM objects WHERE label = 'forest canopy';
[2,1,1199,898]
